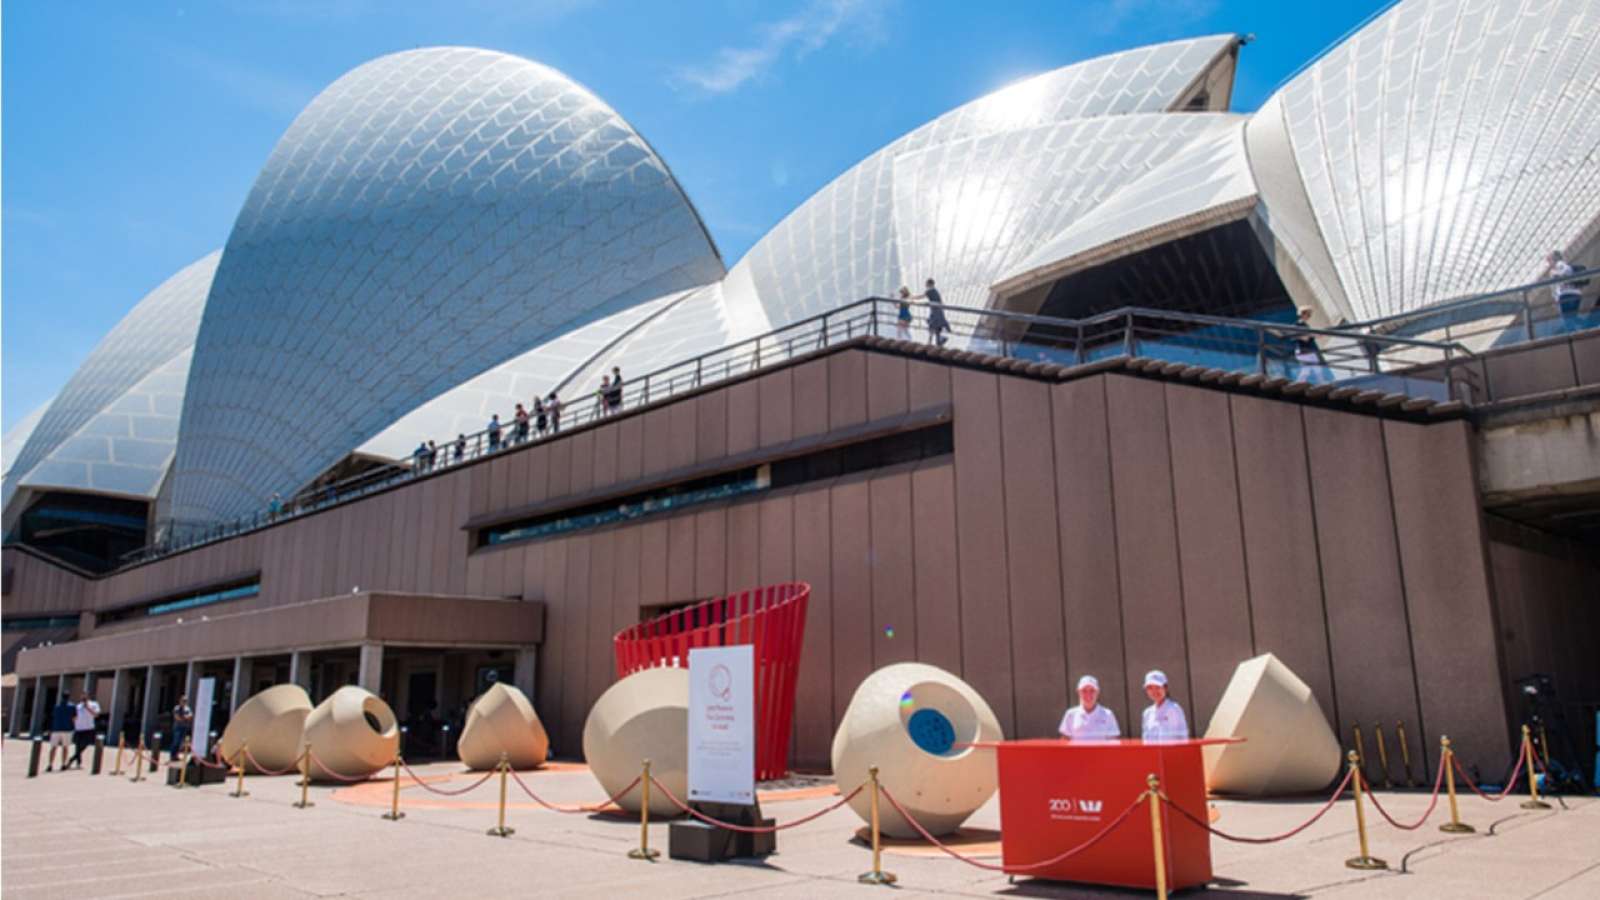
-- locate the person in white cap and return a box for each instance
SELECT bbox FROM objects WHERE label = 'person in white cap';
[1140,670,1189,741]
[1058,675,1120,740]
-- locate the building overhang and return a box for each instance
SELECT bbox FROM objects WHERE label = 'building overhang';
[14,591,544,678]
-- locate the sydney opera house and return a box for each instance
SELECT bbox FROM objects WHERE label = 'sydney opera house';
[5,0,1598,779]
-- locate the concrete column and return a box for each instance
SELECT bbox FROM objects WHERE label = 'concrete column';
[289,651,313,692]
[513,647,537,702]
[29,676,48,735]
[82,671,97,698]
[107,669,131,739]
[183,660,198,703]
[357,643,383,694]
[230,657,248,713]
[56,673,69,701]
[9,680,27,736]
[140,665,159,737]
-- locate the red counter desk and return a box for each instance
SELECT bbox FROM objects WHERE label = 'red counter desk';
[977,738,1237,890]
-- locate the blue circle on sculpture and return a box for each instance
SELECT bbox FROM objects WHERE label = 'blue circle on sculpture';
[907,708,956,756]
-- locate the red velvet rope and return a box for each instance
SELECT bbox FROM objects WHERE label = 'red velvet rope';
[305,749,380,783]
[648,774,865,833]
[399,760,497,796]
[1451,747,1528,802]
[1160,767,1355,844]
[509,769,643,814]
[1360,755,1447,831]
[878,783,1145,872]
[240,746,305,777]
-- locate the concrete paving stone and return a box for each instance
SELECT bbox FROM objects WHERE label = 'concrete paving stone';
[6,747,1598,899]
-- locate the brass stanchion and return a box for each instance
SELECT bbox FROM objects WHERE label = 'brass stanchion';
[231,744,250,798]
[1344,750,1387,870]
[293,744,314,809]
[1352,724,1369,782]
[129,735,147,783]
[857,766,896,885]
[1396,721,1416,788]
[111,734,126,776]
[1439,736,1474,833]
[383,753,406,821]
[1519,725,1551,810]
[176,739,191,789]
[1147,774,1169,900]
[626,759,657,859]
[1374,723,1393,789]
[486,753,513,837]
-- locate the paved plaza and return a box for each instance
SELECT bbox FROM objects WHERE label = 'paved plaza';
[2,746,1596,899]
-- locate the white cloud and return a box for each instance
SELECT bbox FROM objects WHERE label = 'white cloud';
[677,0,891,94]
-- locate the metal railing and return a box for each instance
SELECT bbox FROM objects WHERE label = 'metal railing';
[1359,270,1599,350]
[126,297,1480,566]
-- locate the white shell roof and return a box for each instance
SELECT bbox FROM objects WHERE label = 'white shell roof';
[167,47,726,522]
[2,401,52,479]
[724,35,1242,326]
[2,251,217,507]
[1266,0,1600,320]
[994,116,1257,297]
[355,288,690,461]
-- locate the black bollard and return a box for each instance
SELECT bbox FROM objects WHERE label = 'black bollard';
[149,735,162,775]
[92,736,106,775]
[28,737,44,777]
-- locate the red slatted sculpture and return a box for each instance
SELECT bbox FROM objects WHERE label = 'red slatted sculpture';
[613,582,809,781]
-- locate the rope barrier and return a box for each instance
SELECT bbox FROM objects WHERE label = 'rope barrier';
[648,774,865,833]
[305,749,379,783]
[241,746,306,778]
[878,783,1144,873]
[1452,750,1527,803]
[1361,755,1447,831]
[509,768,643,814]
[191,748,232,770]
[399,760,497,797]
[1160,768,1355,844]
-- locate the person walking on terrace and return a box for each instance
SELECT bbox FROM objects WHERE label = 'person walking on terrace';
[895,287,914,340]
[913,278,950,346]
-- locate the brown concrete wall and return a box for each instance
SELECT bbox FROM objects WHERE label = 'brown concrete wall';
[1485,517,1600,767]
[4,350,1535,774]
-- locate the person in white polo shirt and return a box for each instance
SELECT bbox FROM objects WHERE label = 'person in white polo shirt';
[1140,670,1189,741]
[1058,675,1120,740]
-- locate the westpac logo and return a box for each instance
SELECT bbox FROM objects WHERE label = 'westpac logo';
[1046,797,1104,819]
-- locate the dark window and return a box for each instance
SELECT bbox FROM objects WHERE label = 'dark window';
[9,491,149,574]
[2,616,80,631]
[481,423,953,548]
[97,579,261,625]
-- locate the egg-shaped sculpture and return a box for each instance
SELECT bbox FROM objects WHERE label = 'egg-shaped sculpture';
[1203,653,1342,795]
[582,667,689,817]
[303,686,400,782]
[217,684,312,774]
[832,663,1003,838]
[458,683,549,771]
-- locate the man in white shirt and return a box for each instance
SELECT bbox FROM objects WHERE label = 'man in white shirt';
[1139,670,1189,741]
[70,693,101,768]
[1548,251,1583,308]
[1058,675,1120,740]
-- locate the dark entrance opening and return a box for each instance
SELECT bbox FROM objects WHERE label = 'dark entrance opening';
[9,491,149,574]
[1033,219,1295,323]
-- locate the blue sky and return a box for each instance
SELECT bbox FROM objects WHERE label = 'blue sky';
[1,0,1389,432]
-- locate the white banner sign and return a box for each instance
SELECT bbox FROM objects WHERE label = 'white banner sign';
[687,645,755,805]
[192,677,216,759]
